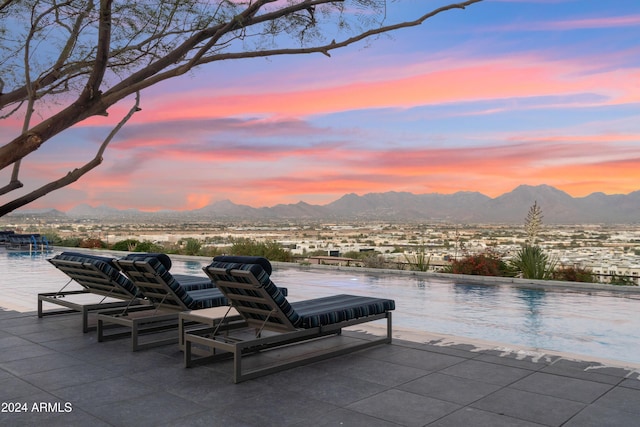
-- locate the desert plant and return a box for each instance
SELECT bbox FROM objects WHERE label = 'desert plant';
[609,274,638,286]
[525,201,543,245]
[447,251,511,276]
[183,238,202,256]
[404,244,431,272]
[228,238,292,262]
[553,265,595,283]
[79,238,107,249]
[111,239,141,252]
[362,254,388,269]
[58,237,82,247]
[511,245,557,280]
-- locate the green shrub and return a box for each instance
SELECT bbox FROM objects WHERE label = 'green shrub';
[79,238,107,249]
[553,266,594,283]
[511,245,557,280]
[58,237,81,247]
[228,238,292,262]
[111,239,141,252]
[447,251,510,276]
[110,239,164,253]
[609,274,638,286]
[404,245,431,272]
[183,238,202,256]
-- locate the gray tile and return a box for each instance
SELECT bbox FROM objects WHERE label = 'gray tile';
[511,371,614,403]
[0,376,45,400]
[1,321,61,335]
[399,372,502,405]
[428,407,546,427]
[21,363,117,391]
[564,403,640,427]
[439,359,533,386]
[221,389,340,426]
[473,351,557,370]
[40,335,103,352]
[0,335,33,349]
[142,367,264,409]
[620,377,640,390]
[0,353,84,376]
[128,361,228,390]
[541,359,630,385]
[310,354,430,386]
[371,347,467,371]
[158,409,253,427]
[85,391,209,427]
[347,389,460,427]
[286,373,388,406]
[0,343,56,363]
[592,386,640,415]
[50,376,158,409]
[0,367,12,380]
[22,327,83,342]
[408,340,480,359]
[0,405,112,427]
[306,408,401,427]
[471,387,586,426]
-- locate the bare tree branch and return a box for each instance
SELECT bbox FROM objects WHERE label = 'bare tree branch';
[0,91,141,216]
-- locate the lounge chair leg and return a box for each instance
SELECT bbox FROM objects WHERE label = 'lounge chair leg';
[98,318,104,342]
[185,340,192,368]
[233,348,242,384]
[82,308,90,333]
[132,321,139,351]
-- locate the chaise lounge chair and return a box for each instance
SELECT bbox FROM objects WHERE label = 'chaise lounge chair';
[185,256,395,383]
[40,251,144,332]
[97,253,243,351]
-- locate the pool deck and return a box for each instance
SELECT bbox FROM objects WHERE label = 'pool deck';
[1,305,639,427]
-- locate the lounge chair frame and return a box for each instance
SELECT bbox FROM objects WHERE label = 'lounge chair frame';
[185,267,393,383]
[97,257,222,351]
[40,256,143,332]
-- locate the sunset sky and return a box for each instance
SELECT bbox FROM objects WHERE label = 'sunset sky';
[6,0,640,212]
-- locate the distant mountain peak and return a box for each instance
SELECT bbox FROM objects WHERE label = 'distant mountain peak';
[22,185,640,223]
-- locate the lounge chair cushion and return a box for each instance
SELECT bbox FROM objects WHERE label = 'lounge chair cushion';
[213,255,272,275]
[120,253,220,309]
[121,252,172,271]
[291,294,396,328]
[206,260,295,323]
[53,252,139,296]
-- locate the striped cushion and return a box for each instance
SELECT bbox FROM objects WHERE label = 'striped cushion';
[53,252,139,296]
[120,253,219,309]
[172,274,217,291]
[206,260,295,324]
[213,256,273,275]
[122,252,172,270]
[292,294,396,328]
[185,287,228,309]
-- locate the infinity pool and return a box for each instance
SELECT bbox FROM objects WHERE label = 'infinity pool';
[3,250,640,366]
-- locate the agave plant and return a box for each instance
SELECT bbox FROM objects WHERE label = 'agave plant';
[511,245,557,280]
[404,243,431,272]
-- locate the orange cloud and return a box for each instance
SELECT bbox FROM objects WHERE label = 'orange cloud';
[130,55,637,123]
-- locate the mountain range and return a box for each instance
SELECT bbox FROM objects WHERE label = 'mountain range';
[17,185,640,223]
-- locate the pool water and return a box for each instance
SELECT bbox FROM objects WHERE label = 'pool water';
[2,250,640,365]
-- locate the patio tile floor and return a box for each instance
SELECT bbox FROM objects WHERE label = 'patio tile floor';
[1,307,639,427]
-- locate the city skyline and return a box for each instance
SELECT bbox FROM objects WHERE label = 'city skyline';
[4,0,640,212]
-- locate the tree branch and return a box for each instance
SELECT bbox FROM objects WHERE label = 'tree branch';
[0,91,141,217]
